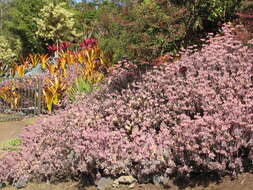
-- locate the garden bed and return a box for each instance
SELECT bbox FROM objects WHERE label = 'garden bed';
[0,23,253,189]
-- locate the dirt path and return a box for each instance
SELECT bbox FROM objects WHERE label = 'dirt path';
[0,118,38,142]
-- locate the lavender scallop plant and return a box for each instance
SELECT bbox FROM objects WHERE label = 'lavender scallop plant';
[0,23,253,185]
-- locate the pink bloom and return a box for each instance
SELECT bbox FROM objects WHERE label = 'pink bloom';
[80,38,97,49]
[59,41,71,50]
[47,44,57,52]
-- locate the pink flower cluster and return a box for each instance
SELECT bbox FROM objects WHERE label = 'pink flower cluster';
[46,38,97,53]
[79,38,97,49]
[47,41,71,52]
[47,44,57,52]
[1,23,253,185]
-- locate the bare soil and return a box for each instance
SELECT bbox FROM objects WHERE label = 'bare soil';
[0,117,38,142]
[1,173,253,190]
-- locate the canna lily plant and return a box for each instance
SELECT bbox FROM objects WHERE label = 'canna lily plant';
[42,74,67,112]
[0,37,113,112]
[0,62,12,77]
[39,54,49,70]
[58,56,67,78]
[77,45,112,84]
[28,54,40,67]
[13,64,27,77]
[0,83,21,109]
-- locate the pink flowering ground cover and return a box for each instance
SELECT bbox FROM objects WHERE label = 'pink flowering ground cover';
[0,23,253,186]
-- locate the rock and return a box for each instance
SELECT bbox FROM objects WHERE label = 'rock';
[13,178,27,189]
[96,177,113,190]
[128,183,136,189]
[112,180,119,188]
[117,175,137,184]
[0,183,6,188]
[152,175,173,188]
[113,175,137,188]
[153,175,163,186]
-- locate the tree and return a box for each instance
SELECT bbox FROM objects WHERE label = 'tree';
[0,35,21,66]
[35,2,80,46]
[4,0,48,55]
[0,0,11,35]
[170,0,242,31]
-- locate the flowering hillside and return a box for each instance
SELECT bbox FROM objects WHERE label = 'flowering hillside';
[0,23,253,185]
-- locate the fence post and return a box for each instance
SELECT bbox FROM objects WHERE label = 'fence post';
[38,79,42,115]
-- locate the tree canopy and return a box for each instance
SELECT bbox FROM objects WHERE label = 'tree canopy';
[0,0,244,63]
[35,2,80,44]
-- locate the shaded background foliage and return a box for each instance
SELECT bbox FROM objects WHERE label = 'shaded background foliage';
[0,0,245,65]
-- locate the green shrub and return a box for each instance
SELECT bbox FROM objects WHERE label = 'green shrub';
[35,2,81,45]
[128,0,186,61]
[0,35,21,77]
[99,34,131,64]
[67,77,93,102]
[0,35,19,64]
[170,0,241,31]
[90,0,186,63]
[0,138,21,152]
[87,0,241,63]
[4,0,47,55]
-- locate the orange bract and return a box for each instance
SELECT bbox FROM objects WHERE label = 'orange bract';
[0,39,112,112]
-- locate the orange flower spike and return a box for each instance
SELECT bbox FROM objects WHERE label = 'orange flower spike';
[21,56,30,68]
[66,51,75,65]
[29,54,40,67]
[47,63,56,76]
[40,54,49,70]
[12,91,21,109]
[58,57,67,77]
[42,86,54,112]
[16,65,25,77]
[59,57,67,69]
[77,51,84,65]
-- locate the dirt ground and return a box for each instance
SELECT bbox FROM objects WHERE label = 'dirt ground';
[0,117,38,142]
[1,173,253,190]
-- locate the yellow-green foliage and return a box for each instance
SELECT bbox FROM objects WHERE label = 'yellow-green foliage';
[0,82,21,109]
[43,74,67,112]
[35,2,80,43]
[0,138,21,152]
[0,35,21,66]
[77,47,111,84]
[66,77,92,102]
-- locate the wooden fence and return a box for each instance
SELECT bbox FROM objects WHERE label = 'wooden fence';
[0,77,43,122]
